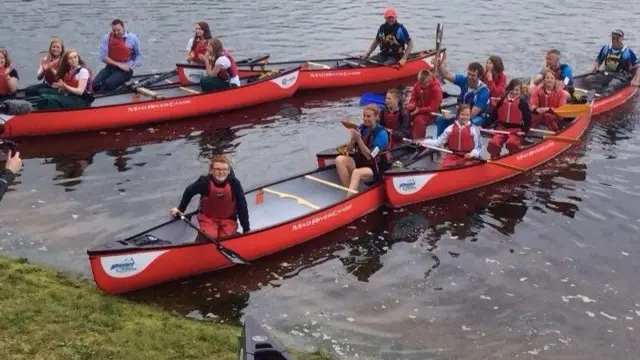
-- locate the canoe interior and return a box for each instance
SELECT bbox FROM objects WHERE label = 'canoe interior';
[187,49,436,72]
[89,150,413,253]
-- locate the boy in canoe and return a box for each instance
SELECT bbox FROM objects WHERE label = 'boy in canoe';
[379,88,411,146]
[406,68,443,139]
[419,104,483,168]
[170,155,250,240]
[336,104,391,194]
[362,8,413,66]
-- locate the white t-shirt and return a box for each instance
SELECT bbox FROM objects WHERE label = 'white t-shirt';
[214,55,240,86]
[186,37,195,51]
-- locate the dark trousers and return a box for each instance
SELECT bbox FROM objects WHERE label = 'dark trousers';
[93,65,133,93]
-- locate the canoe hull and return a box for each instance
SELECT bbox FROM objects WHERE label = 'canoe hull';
[88,180,385,294]
[176,50,436,90]
[383,109,592,208]
[0,69,300,138]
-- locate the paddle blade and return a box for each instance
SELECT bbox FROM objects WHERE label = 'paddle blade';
[220,247,250,265]
[359,92,386,108]
[552,104,590,118]
[341,119,359,130]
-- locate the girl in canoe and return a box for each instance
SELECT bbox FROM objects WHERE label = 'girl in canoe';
[419,104,483,168]
[185,21,213,64]
[336,104,391,194]
[379,88,411,146]
[36,49,95,110]
[406,68,443,139]
[0,48,19,101]
[200,38,240,91]
[486,78,532,159]
[170,154,250,240]
[482,55,507,98]
[529,70,568,132]
[24,38,65,96]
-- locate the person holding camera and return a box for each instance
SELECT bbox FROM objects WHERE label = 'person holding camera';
[0,149,22,202]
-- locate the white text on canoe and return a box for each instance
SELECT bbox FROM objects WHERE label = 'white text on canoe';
[292,204,353,232]
[127,99,193,113]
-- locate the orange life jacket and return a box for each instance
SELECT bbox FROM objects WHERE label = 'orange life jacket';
[108,34,132,63]
[199,181,236,219]
[497,96,523,125]
[448,122,474,153]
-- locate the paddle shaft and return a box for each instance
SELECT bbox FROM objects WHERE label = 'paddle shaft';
[179,215,249,265]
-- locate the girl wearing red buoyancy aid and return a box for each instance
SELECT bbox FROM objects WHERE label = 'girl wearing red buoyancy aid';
[25,38,65,96]
[405,69,443,139]
[380,88,411,146]
[170,155,250,240]
[0,49,19,100]
[482,55,507,98]
[200,38,240,92]
[336,104,392,195]
[486,78,532,158]
[186,21,213,64]
[529,70,568,132]
[36,50,94,110]
[419,104,483,169]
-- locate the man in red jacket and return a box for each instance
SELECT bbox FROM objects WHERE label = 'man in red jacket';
[405,69,443,139]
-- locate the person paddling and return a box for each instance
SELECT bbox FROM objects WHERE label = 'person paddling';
[0,49,19,101]
[200,38,241,91]
[419,104,483,168]
[529,70,568,132]
[435,55,490,136]
[530,49,574,95]
[362,8,413,66]
[336,104,391,194]
[486,79,532,159]
[24,38,65,96]
[406,69,443,139]
[170,155,250,241]
[93,19,142,93]
[379,88,411,146]
[482,55,507,98]
[584,29,640,93]
[185,21,213,64]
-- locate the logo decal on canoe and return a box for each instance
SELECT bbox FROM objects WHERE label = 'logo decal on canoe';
[127,99,192,113]
[515,141,554,161]
[100,250,168,278]
[272,71,299,89]
[309,71,362,78]
[391,174,436,195]
[292,204,352,232]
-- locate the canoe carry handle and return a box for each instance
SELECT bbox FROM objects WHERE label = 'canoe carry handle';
[135,86,163,99]
[304,175,358,194]
[258,188,320,210]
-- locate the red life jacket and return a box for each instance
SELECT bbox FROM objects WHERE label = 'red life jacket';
[0,67,9,95]
[380,109,400,132]
[108,34,132,63]
[191,39,208,64]
[497,96,523,125]
[199,180,236,219]
[43,58,61,84]
[536,87,563,108]
[215,50,239,80]
[447,122,475,153]
[62,67,93,95]
[356,125,392,163]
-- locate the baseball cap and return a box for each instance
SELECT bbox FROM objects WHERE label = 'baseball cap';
[384,8,397,18]
[612,29,624,37]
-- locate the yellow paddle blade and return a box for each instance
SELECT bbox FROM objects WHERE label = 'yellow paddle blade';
[552,104,590,118]
[543,135,581,144]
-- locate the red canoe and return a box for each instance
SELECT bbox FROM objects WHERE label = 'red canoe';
[0,67,300,138]
[86,147,418,294]
[176,49,440,90]
[572,71,638,115]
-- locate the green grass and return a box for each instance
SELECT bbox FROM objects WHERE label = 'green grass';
[0,256,334,360]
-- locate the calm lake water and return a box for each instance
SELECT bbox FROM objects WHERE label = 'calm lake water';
[2,0,640,358]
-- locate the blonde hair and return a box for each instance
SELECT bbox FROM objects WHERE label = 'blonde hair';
[0,48,11,67]
[417,69,431,82]
[47,38,65,60]
[362,104,380,118]
[209,154,230,171]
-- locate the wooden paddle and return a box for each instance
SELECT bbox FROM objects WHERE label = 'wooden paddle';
[178,215,249,265]
[481,128,581,144]
[434,23,445,84]
[340,119,359,130]
[403,138,526,172]
[549,103,590,118]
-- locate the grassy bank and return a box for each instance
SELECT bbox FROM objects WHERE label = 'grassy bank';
[0,256,333,360]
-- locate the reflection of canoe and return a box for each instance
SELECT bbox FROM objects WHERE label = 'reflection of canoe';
[87,147,416,294]
[238,315,294,360]
[177,49,440,90]
[0,68,301,138]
